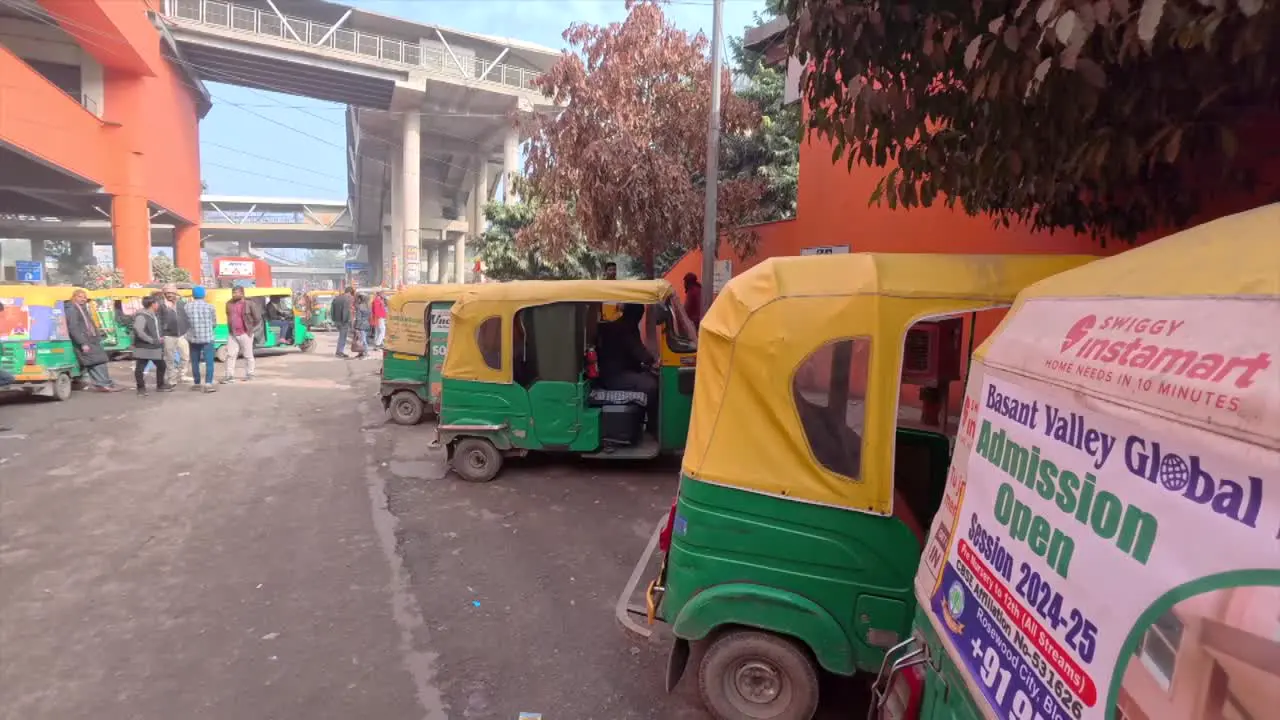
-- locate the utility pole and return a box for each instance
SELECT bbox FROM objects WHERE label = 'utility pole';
[699,0,724,317]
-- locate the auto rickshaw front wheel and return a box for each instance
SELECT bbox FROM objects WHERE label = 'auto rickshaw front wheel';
[451,438,502,483]
[389,391,425,425]
[697,629,819,720]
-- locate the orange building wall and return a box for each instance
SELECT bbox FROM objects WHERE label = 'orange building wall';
[1,0,206,282]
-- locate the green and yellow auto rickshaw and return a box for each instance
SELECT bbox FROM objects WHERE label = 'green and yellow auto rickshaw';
[302,289,339,330]
[437,279,699,482]
[623,253,1096,720]
[87,287,148,356]
[380,284,469,425]
[0,285,84,401]
[205,287,315,361]
[869,207,1280,720]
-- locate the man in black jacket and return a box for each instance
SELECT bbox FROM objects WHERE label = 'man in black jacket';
[330,286,354,358]
[597,303,658,431]
[158,284,190,384]
[64,289,121,392]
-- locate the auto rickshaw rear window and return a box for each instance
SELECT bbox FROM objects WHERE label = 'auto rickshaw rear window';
[476,316,502,370]
[792,337,871,481]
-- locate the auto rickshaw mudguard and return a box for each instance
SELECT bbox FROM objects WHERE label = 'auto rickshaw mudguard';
[669,582,855,676]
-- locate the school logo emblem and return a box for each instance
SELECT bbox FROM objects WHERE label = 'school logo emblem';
[946,581,966,619]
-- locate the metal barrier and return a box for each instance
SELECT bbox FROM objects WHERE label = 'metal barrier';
[163,0,540,92]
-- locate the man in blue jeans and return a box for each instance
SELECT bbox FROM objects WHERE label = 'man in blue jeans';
[182,286,219,393]
[330,286,354,358]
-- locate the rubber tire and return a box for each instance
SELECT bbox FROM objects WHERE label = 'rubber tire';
[214,345,228,363]
[299,338,316,353]
[389,391,425,426]
[452,438,502,483]
[697,630,820,720]
[52,373,73,401]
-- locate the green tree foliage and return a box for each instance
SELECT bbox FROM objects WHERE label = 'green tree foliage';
[722,5,801,221]
[80,265,124,290]
[151,255,192,284]
[784,0,1280,240]
[477,201,610,281]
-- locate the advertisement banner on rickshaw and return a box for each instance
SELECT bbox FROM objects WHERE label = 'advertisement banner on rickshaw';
[428,305,451,400]
[917,300,1279,720]
[0,298,66,342]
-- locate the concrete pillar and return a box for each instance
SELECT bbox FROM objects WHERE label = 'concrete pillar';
[174,224,202,281]
[389,144,403,286]
[237,238,252,256]
[426,244,439,284]
[464,158,487,284]
[401,109,421,287]
[502,124,520,204]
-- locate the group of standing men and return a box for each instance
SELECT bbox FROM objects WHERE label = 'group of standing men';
[61,284,259,396]
[328,287,387,360]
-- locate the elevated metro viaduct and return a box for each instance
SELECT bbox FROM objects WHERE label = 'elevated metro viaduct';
[1,0,557,285]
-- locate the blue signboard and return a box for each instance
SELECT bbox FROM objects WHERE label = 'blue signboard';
[14,260,43,283]
[345,262,368,272]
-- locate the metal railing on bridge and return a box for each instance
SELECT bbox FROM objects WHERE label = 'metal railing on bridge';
[164,0,541,93]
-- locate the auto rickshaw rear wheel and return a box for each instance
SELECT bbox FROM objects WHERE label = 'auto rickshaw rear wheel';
[389,391,425,425]
[697,629,819,720]
[452,438,502,483]
[53,373,73,402]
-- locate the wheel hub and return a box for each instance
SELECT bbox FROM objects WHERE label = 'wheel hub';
[467,452,487,470]
[733,660,782,704]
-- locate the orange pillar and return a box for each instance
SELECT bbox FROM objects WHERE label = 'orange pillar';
[111,190,150,284]
[174,224,202,282]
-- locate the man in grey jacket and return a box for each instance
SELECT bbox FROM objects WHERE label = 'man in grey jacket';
[330,286,354,358]
[158,283,190,384]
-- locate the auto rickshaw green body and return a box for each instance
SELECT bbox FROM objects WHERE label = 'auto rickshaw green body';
[379,284,468,425]
[0,285,85,401]
[303,290,338,330]
[205,287,314,361]
[437,280,699,482]
[630,253,1097,719]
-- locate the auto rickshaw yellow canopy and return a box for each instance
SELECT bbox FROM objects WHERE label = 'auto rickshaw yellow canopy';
[0,285,84,305]
[977,204,1280,450]
[444,279,676,383]
[384,284,471,355]
[683,253,1097,515]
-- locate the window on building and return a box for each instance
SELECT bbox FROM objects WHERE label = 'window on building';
[792,337,871,480]
[476,316,502,370]
[24,59,82,103]
[1135,610,1183,691]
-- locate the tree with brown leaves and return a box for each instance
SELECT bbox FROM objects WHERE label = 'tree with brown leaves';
[519,0,767,277]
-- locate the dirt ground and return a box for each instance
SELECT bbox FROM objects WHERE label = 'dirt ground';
[0,335,866,719]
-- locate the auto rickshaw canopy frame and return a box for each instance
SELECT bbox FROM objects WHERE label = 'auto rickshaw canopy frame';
[384,284,471,355]
[0,285,86,305]
[683,253,1097,516]
[443,279,677,385]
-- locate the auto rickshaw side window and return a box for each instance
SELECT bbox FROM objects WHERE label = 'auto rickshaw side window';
[476,316,503,370]
[792,337,872,481]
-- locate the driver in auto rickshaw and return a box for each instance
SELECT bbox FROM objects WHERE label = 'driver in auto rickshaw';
[596,303,659,432]
[265,296,294,344]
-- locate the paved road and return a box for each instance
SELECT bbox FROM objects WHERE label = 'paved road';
[0,336,864,719]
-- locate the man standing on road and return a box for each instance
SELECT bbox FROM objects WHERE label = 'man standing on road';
[220,286,260,384]
[371,290,388,350]
[330,286,354,358]
[64,288,122,393]
[183,286,217,393]
[158,283,190,385]
[132,295,170,396]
